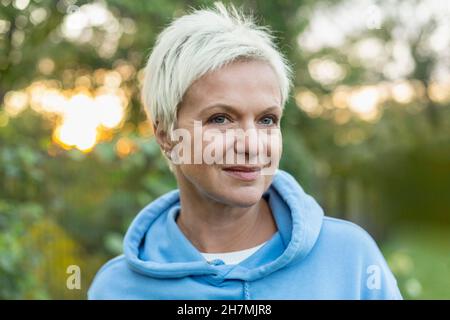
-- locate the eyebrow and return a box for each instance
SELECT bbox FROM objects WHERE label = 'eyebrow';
[199,103,281,117]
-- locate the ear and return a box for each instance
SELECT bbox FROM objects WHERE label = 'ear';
[153,120,173,152]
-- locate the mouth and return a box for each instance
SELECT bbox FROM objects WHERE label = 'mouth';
[221,166,262,181]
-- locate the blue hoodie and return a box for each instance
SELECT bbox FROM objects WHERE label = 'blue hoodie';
[88,169,402,299]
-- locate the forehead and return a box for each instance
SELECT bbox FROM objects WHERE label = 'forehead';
[181,59,282,113]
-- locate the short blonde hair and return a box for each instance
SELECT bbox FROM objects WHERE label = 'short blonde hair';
[141,1,292,143]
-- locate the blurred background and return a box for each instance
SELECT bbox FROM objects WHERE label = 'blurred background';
[0,0,449,299]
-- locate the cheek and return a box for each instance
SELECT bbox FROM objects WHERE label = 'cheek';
[265,130,282,153]
[180,127,282,166]
[258,130,282,163]
[260,131,282,175]
[218,130,283,159]
[276,132,283,158]
[177,163,218,193]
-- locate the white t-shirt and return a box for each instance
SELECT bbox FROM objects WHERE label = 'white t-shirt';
[200,241,268,265]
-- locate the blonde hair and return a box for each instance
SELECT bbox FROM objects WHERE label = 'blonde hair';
[141,1,292,162]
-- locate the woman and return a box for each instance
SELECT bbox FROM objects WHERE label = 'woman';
[89,3,402,300]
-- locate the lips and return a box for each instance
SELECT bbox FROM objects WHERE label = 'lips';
[222,166,261,181]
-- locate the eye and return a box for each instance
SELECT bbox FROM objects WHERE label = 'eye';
[259,115,279,126]
[207,114,231,125]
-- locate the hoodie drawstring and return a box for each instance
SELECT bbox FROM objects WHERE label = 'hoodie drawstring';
[243,281,251,300]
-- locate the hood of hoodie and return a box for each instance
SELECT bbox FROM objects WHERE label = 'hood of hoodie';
[123,169,324,282]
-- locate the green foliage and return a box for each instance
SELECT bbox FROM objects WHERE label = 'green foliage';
[383,225,450,299]
[0,200,49,299]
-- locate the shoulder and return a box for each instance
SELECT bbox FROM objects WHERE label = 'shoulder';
[87,255,137,299]
[316,217,389,277]
[320,216,378,247]
[317,217,402,299]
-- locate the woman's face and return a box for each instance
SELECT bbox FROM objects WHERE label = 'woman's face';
[165,59,283,207]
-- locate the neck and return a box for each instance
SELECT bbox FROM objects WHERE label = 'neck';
[176,184,277,254]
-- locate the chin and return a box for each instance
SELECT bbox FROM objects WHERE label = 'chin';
[209,184,265,207]
[176,165,271,206]
[211,168,270,205]
[208,179,265,207]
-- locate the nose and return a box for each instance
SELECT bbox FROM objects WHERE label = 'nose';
[233,120,259,161]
